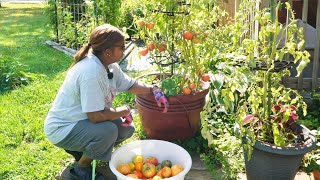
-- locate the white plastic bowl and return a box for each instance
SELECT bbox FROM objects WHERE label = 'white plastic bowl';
[109,140,192,180]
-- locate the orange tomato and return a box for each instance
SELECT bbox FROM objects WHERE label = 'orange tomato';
[161,166,172,178]
[171,164,184,176]
[157,43,167,52]
[136,19,145,27]
[148,42,155,51]
[189,83,196,90]
[156,170,162,177]
[182,31,194,40]
[142,163,157,178]
[201,74,210,82]
[117,164,131,175]
[146,23,155,30]
[135,162,143,171]
[139,48,148,56]
[182,87,191,95]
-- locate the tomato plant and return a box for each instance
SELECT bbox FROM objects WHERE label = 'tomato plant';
[134,0,224,95]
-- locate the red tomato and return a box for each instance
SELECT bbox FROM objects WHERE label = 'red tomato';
[148,42,155,51]
[139,48,148,56]
[182,31,194,40]
[189,83,196,90]
[137,19,145,27]
[182,87,191,95]
[157,43,167,52]
[201,74,210,82]
[142,163,157,178]
[146,23,155,30]
[133,170,144,179]
[145,156,158,166]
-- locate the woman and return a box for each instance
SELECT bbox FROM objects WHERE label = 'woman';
[44,24,167,179]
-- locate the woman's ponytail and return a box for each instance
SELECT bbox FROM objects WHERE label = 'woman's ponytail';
[70,43,91,68]
[69,24,125,69]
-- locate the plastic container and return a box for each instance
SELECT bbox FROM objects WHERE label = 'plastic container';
[109,140,192,180]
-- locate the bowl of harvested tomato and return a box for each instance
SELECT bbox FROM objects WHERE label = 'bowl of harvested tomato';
[109,140,192,180]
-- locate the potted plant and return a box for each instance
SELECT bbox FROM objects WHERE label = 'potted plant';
[233,2,317,179]
[303,129,320,180]
[132,0,222,140]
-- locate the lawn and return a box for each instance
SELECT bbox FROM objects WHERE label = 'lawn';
[0,3,81,179]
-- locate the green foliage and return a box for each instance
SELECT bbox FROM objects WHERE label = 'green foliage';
[46,0,142,49]
[0,59,42,93]
[300,111,320,130]
[303,130,320,173]
[173,131,208,154]
[112,92,136,108]
[95,0,122,26]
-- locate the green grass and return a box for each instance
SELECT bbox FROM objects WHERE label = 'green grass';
[0,3,75,179]
[0,4,71,77]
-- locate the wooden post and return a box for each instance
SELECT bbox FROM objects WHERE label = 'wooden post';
[312,0,320,90]
[298,0,309,89]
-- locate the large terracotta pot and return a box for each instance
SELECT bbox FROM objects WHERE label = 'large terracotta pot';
[136,88,209,141]
[314,170,320,180]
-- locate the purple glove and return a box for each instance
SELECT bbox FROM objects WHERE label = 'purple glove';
[153,88,169,113]
[121,113,133,126]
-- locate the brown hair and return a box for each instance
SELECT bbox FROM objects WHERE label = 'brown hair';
[71,24,125,67]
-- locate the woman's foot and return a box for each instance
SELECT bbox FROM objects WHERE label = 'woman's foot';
[69,162,104,180]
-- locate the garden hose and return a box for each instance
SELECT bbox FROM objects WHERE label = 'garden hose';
[92,160,96,180]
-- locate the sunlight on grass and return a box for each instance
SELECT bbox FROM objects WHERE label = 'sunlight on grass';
[11,13,34,17]
[0,4,74,179]
[0,40,16,46]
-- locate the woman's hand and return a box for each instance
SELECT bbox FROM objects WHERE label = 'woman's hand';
[87,105,130,123]
[116,105,131,116]
[152,87,169,113]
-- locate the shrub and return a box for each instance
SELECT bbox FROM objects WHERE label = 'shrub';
[0,59,39,92]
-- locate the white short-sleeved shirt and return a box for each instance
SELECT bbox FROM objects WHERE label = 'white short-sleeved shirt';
[44,53,135,144]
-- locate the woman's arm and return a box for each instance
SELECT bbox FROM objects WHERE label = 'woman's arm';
[87,106,130,123]
[127,80,153,95]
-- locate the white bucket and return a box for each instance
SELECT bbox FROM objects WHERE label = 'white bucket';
[109,140,192,180]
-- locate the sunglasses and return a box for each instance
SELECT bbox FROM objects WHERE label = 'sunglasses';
[113,45,125,50]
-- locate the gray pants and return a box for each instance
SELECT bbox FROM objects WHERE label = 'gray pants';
[55,118,135,161]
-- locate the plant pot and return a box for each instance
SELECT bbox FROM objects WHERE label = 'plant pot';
[243,124,316,180]
[314,170,320,180]
[136,87,209,141]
